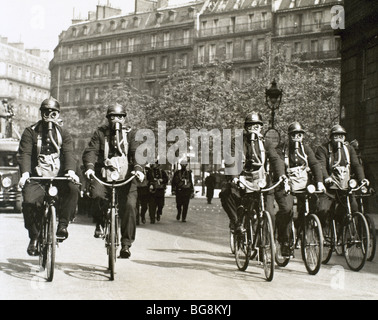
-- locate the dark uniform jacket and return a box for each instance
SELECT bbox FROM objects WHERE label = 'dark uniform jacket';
[147,167,169,197]
[18,120,76,176]
[82,124,144,177]
[315,142,365,181]
[242,132,285,181]
[278,143,323,184]
[172,168,194,194]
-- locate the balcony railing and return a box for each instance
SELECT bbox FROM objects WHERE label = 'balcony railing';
[292,49,341,61]
[56,37,194,62]
[276,21,334,36]
[198,20,272,37]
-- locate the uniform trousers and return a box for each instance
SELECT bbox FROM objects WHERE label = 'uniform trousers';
[149,190,165,221]
[175,189,192,221]
[22,180,79,240]
[89,177,138,248]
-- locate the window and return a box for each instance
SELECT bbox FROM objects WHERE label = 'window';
[226,42,233,60]
[94,87,99,101]
[163,32,170,47]
[161,56,168,70]
[103,63,109,76]
[183,30,190,45]
[83,26,88,35]
[64,68,71,80]
[85,88,90,102]
[67,47,73,55]
[121,19,126,29]
[128,38,135,52]
[148,58,156,72]
[133,17,139,27]
[113,62,120,75]
[94,64,100,77]
[110,21,116,31]
[311,40,319,52]
[294,42,302,53]
[244,40,252,59]
[97,43,102,55]
[181,53,188,68]
[105,41,111,55]
[248,14,254,30]
[96,23,102,33]
[198,46,205,64]
[85,65,91,78]
[209,44,216,63]
[313,11,322,29]
[74,89,81,103]
[257,39,265,57]
[72,28,77,37]
[76,66,82,79]
[213,19,218,33]
[79,45,84,54]
[261,12,267,28]
[201,21,207,30]
[116,39,122,53]
[151,34,157,48]
[64,90,70,104]
[126,60,133,74]
[229,17,236,33]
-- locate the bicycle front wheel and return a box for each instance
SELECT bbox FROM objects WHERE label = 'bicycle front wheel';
[230,230,235,254]
[108,208,117,280]
[343,212,370,271]
[235,212,252,271]
[364,214,376,261]
[301,214,323,275]
[322,219,335,264]
[42,205,56,282]
[260,211,275,282]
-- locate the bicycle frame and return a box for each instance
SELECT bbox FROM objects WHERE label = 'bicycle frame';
[28,176,78,281]
[90,173,136,280]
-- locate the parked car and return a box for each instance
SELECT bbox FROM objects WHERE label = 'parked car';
[0,138,21,212]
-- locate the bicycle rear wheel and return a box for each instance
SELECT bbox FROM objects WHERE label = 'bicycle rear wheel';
[274,224,291,267]
[40,205,56,282]
[235,212,252,271]
[260,211,275,282]
[108,208,117,280]
[322,219,335,264]
[364,214,376,261]
[343,212,370,271]
[301,214,323,275]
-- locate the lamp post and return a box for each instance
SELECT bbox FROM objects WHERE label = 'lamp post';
[265,79,283,129]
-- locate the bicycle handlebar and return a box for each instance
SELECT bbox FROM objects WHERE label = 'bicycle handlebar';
[327,179,367,193]
[90,172,136,188]
[28,176,82,186]
[237,177,286,193]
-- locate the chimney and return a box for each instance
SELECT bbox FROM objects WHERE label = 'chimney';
[157,0,169,9]
[135,0,157,13]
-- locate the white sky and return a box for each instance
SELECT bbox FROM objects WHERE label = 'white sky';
[0,0,190,54]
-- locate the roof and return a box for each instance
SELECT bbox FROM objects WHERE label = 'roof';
[275,0,342,11]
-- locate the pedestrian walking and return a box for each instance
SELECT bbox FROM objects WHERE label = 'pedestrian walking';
[136,166,150,225]
[172,158,194,222]
[147,160,169,223]
[205,172,216,204]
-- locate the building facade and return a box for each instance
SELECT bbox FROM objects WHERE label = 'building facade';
[339,0,378,212]
[0,37,50,137]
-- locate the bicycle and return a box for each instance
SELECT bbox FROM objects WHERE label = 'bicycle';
[275,185,324,275]
[28,176,79,282]
[234,176,285,282]
[355,187,376,261]
[321,179,370,271]
[89,172,136,280]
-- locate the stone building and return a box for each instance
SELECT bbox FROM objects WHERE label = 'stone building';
[0,37,50,138]
[339,0,378,212]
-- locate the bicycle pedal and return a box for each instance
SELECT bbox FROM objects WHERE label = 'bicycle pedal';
[56,237,65,243]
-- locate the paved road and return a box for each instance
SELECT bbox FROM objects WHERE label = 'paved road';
[1,197,378,300]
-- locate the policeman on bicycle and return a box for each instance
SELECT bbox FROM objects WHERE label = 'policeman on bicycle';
[315,124,369,227]
[274,122,325,256]
[82,104,145,259]
[220,112,286,234]
[18,97,80,256]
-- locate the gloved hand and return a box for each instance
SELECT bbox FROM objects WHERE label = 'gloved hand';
[66,170,80,184]
[324,177,333,185]
[18,172,30,188]
[361,178,370,186]
[317,182,326,192]
[232,177,239,185]
[132,170,145,182]
[85,169,95,180]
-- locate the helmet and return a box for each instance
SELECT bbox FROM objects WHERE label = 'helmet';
[330,124,346,136]
[288,122,305,134]
[40,97,60,112]
[106,104,126,118]
[244,112,263,126]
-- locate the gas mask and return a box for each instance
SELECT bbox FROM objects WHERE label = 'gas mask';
[289,132,304,150]
[41,109,62,155]
[246,123,262,140]
[331,134,345,149]
[108,115,126,131]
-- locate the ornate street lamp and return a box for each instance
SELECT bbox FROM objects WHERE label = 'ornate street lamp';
[265,79,283,129]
